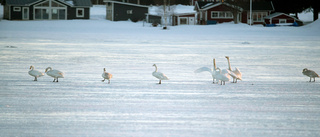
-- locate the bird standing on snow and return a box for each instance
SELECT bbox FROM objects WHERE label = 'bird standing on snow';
[45,67,64,82]
[102,68,113,84]
[28,65,44,81]
[302,68,319,82]
[152,64,169,84]
[194,58,218,84]
[215,67,232,85]
[225,56,242,83]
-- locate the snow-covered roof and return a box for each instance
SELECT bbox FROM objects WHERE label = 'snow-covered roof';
[264,12,301,22]
[5,0,92,7]
[149,5,195,16]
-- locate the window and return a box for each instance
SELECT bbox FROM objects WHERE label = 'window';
[279,19,287,24]
[212,12,218,18]
[13,7,21,12]
[211,11,233,18]
[34,0,67,20]
[127,10,133,14]
[180,18,188,25]
[252,12,268,22]
[76,8,84,17]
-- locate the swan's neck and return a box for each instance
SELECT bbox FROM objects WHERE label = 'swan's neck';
[154,66,158,72]
[213,59,217,70]
[46,67,52,72]
[30,66,34,70]
[227,58,232,71]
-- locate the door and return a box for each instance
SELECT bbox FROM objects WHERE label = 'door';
[189,17,195,25]
[22,7,29,20]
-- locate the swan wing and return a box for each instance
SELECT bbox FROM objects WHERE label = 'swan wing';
[153,72,169,80]
[102,72,112,79]
[233,67,242,80]
[303,70,319,78]
[194,67,213,74]
[47,70,64,78]
[215,73,230,82]
[228,71,238,79]
[28,70,44,77]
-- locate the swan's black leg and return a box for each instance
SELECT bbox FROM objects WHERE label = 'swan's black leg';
[53,79,56,82]
[159,80,161,84]
[309,77,311,82]
[102,79,105,82]
[313,78,316,82]
[34,77,37,81]
[108,80,110,84]
[56,78,59,82]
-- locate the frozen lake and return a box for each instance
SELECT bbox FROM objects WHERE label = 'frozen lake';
[1,4,320,136]
[1,36,320,136]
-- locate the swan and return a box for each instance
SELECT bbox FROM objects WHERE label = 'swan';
[225,56,242,83]
[194,58,218,83]
[102,68,113,84]
[302,68,319,82]
[45,67,64,82]
[28,65,44,81]
[152,64,169,84]
[215,67,232,85]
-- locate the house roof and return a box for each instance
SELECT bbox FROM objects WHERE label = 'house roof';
[195,2,217,10]
[195,1,274,12]
[105,1,149,8]
[264,12,301,21]
[5,0,92,7]
[5,0,38,5]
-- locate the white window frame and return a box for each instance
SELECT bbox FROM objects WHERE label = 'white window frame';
[279,19,287,24]
[76,8,85,17]
[179,17,188,25]
[211,11,233,19]
[13,7,21,12]
[252,12,268,22]
[127,10,133,14]
[33,0,67,20]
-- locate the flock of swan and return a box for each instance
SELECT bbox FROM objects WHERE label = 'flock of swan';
[28,56,319,84]
[194,56,242,85]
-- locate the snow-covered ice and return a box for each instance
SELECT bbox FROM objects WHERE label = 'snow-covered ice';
[0,5,320,137]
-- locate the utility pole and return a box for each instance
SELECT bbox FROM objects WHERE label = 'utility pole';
[163,0,167,29]
[249,0,252,25]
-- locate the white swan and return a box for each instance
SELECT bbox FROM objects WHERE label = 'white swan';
[216,67,231,85]
[45,67,64,82]
[225,56,242,83]
[102,68,113,84]
[194,58,218,83]
[152,64,169,84]
[28,65,44,81]
[302,68,319,82]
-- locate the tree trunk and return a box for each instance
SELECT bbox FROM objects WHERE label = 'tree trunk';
[233,12,238,24]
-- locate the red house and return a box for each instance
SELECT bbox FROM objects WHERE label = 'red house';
[194,1,274,25]
[264,12,303,26]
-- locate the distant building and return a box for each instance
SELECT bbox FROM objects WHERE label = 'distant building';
[105,1,148,21]
[2,0,92,20]
[194,1,274,25]
[264,12,303,26]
